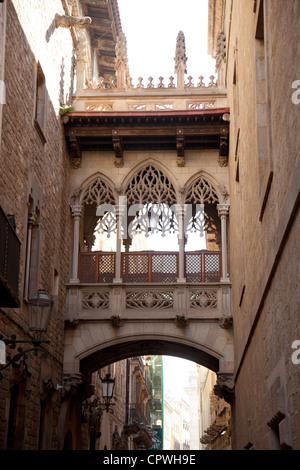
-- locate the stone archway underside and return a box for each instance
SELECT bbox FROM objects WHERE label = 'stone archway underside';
[80,338,220,377]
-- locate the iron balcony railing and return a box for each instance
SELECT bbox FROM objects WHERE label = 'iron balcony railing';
[78,250,222,284]
[126,403,151,430]
[0,207,20,307]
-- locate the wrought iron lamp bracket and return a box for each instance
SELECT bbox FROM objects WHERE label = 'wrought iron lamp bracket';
[0,334,50,380]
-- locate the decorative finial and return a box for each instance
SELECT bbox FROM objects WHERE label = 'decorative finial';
[174,31,187,89]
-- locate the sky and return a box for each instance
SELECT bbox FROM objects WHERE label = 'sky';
[115,1,213,407]
[117,0,216,86]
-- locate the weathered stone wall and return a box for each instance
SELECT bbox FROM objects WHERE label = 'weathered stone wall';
[0,0,74,449]
[225,0,300,449]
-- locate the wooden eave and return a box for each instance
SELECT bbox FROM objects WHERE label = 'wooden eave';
[81,0,122,78]
[64,108,230,168]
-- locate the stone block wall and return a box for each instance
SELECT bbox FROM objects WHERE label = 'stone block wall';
[0,0,74,449]
[225,0,300,449]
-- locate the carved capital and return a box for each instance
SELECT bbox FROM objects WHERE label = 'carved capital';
[70,204,83,219]
[214,372,235,404]
[217,204,230,219]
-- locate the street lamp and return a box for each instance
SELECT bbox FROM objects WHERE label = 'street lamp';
[81,373,115,425]
[28,289,52,336]
[101,373,115,411]
[0,289,51,380]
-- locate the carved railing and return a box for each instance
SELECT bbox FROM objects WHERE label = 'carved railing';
[66,282,232,322]
[0,207,20,307]
[86,74,218,92]
[78,250,222,284]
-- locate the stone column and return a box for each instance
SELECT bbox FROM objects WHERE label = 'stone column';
[175,204,187,283]
[113,199,126,283]
[70,204,83,283]
[217,204,230,282]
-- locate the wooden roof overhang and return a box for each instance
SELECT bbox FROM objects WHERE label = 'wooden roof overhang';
[81,0,122,80]
[63,108,230,168]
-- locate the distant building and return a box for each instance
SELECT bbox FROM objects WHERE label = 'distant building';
[184,368,200,450]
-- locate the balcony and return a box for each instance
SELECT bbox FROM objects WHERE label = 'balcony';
[0,207,20,308]
[123,403,153,449]
[78,250,222,284]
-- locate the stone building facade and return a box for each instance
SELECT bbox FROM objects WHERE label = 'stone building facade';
[208,0,300,450]
[0,0,299,451]
[0,0,74,450]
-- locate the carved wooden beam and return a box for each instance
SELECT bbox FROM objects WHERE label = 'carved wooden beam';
[176,128,185,167]
[69,130,81,169]
[112,129,123,167]
[218,127,229,167]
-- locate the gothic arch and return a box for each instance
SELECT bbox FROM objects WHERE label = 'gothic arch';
[77,173,117,207]
[78,335,223,377]
[184,171,223,205]
[121,159,179,206]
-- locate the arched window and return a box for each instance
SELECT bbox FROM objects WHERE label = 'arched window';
[184,176,221,251]
[80,176,116,251]
[124,165,177,206]
[124,165,178,250]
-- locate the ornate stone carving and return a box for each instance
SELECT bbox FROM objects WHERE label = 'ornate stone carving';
[82,291,110,309]
[69,130,81,168]
[197,75,205,87]
[70,204,83,219]
[185,176,220,205]
[85,103,112,111]
[187,101,216,110]
[219,315,233,328]
[185,76,194,88]
[81,177,115,206]
[125,291,173,310]
[41,374,55,401]
[125,165,177,206]
[110,315,124,328]
[175,314,189,328]
[55,14,92,30]
[64,318,79,329]
[217,204,230,219]
[218,128,229,166]
[200,422,228,445]
[115,32,129,89]
[215,30,227,70]
[208,75,217,87]
[174,31,187,89]
[112,129,123,167]
[218,184,230,204]
[190,290,218,309]
[174,31,187,74]
[176,128,185,166]
[214,373,235,404]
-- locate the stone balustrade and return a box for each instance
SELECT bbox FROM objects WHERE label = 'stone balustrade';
[86,74,218,91]
[65,281,232,325]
